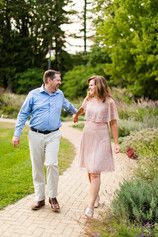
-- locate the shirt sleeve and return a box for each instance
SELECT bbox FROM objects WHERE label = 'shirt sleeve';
[14,93,33,137]
[62,97,77,115]
[107,98,119,122]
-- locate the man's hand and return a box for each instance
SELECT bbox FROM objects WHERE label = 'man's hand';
[73,114,78,123]
[12,136,20,147]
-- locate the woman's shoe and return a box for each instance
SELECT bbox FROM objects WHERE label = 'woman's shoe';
[94,195,100,208]
[84,207,94,218]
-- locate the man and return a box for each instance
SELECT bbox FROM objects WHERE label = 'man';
[12,69,77,212]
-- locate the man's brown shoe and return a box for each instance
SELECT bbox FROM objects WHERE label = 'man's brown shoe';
[31,200,45,210]
[49,198,60,212]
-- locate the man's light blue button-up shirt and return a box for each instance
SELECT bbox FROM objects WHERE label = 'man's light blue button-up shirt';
[14,85,77,137]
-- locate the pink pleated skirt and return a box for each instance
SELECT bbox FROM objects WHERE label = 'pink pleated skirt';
[78,121,115,173]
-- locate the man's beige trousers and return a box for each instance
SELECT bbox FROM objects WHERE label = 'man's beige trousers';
[28,129,62,201]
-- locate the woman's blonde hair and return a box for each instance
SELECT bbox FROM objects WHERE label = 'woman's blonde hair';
[86,75,110,102]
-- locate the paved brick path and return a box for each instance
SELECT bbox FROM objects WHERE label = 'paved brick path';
[0,120,136,237]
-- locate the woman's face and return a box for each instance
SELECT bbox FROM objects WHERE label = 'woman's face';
[88,79,96,96]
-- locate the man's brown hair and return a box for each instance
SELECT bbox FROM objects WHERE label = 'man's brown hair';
[43,70,60,84]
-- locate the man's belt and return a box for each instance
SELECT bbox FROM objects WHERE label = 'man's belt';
[30,127,59,134]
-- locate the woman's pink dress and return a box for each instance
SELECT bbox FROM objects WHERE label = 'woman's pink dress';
[78,97,119,173]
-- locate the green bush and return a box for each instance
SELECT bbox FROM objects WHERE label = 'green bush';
[118,119,142,137]
[112,178,158,225]
[86,45,111,67]
[87,210,155,237]
[0,93,26,118]
[118,100,158,122]
[120,129,158,159]
[14,68,43,94]
[120,128,158,182]
[142,115,158,129]
[118,117,158,138]
[111,87,134,105]
[135,157,158,182]
[1,106,19,118]
[62,64,107,99]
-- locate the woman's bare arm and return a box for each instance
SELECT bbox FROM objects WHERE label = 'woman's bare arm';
[109,119,120,153]
[73,107,84,123]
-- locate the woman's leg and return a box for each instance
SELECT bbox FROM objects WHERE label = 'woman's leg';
[88,173,101,209]
[87,172,100,207]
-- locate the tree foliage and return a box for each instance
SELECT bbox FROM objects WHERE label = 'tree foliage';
[14,68,43,94]
[0,0,73,92]
[94,0,158,99]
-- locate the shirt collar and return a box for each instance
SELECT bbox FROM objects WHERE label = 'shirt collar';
[40,85,60,95]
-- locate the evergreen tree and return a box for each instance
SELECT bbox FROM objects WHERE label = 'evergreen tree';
[0,0,73,92]
[68,0,94,53]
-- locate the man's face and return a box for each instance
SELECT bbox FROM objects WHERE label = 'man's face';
[49,74,61,92]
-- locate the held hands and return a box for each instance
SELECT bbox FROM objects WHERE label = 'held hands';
[73,107,84,123]
[114,144,120,153]
[73,114,78,123]
[12,136,20,147]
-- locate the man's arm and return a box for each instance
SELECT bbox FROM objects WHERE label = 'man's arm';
[62,97,77,115]
[12,93,33,147]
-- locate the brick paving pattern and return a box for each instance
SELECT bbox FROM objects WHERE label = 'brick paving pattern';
[0,119,136,237]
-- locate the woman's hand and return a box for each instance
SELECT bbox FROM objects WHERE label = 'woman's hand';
[73,114,78,123]
[114,144,120,153]
[73,107,84,123]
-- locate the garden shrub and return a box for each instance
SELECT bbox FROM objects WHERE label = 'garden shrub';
[0,93,26,118]
[118,100,158,122]
[143,115,158,129]
[118,119,142,137]
[14,68,43,94]
[120,129,158,159]
[118,106,145,121]
[111,87,134,105]
[135,157,158,182]
[112,178,158,225]
[87,210,155,237]
[1,106,19,118]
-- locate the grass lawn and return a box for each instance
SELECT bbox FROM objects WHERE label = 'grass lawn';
[0,122,75,209]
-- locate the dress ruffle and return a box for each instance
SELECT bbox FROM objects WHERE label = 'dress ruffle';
[81,97,119,123]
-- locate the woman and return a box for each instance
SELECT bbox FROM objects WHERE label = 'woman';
[73,75,120,218]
